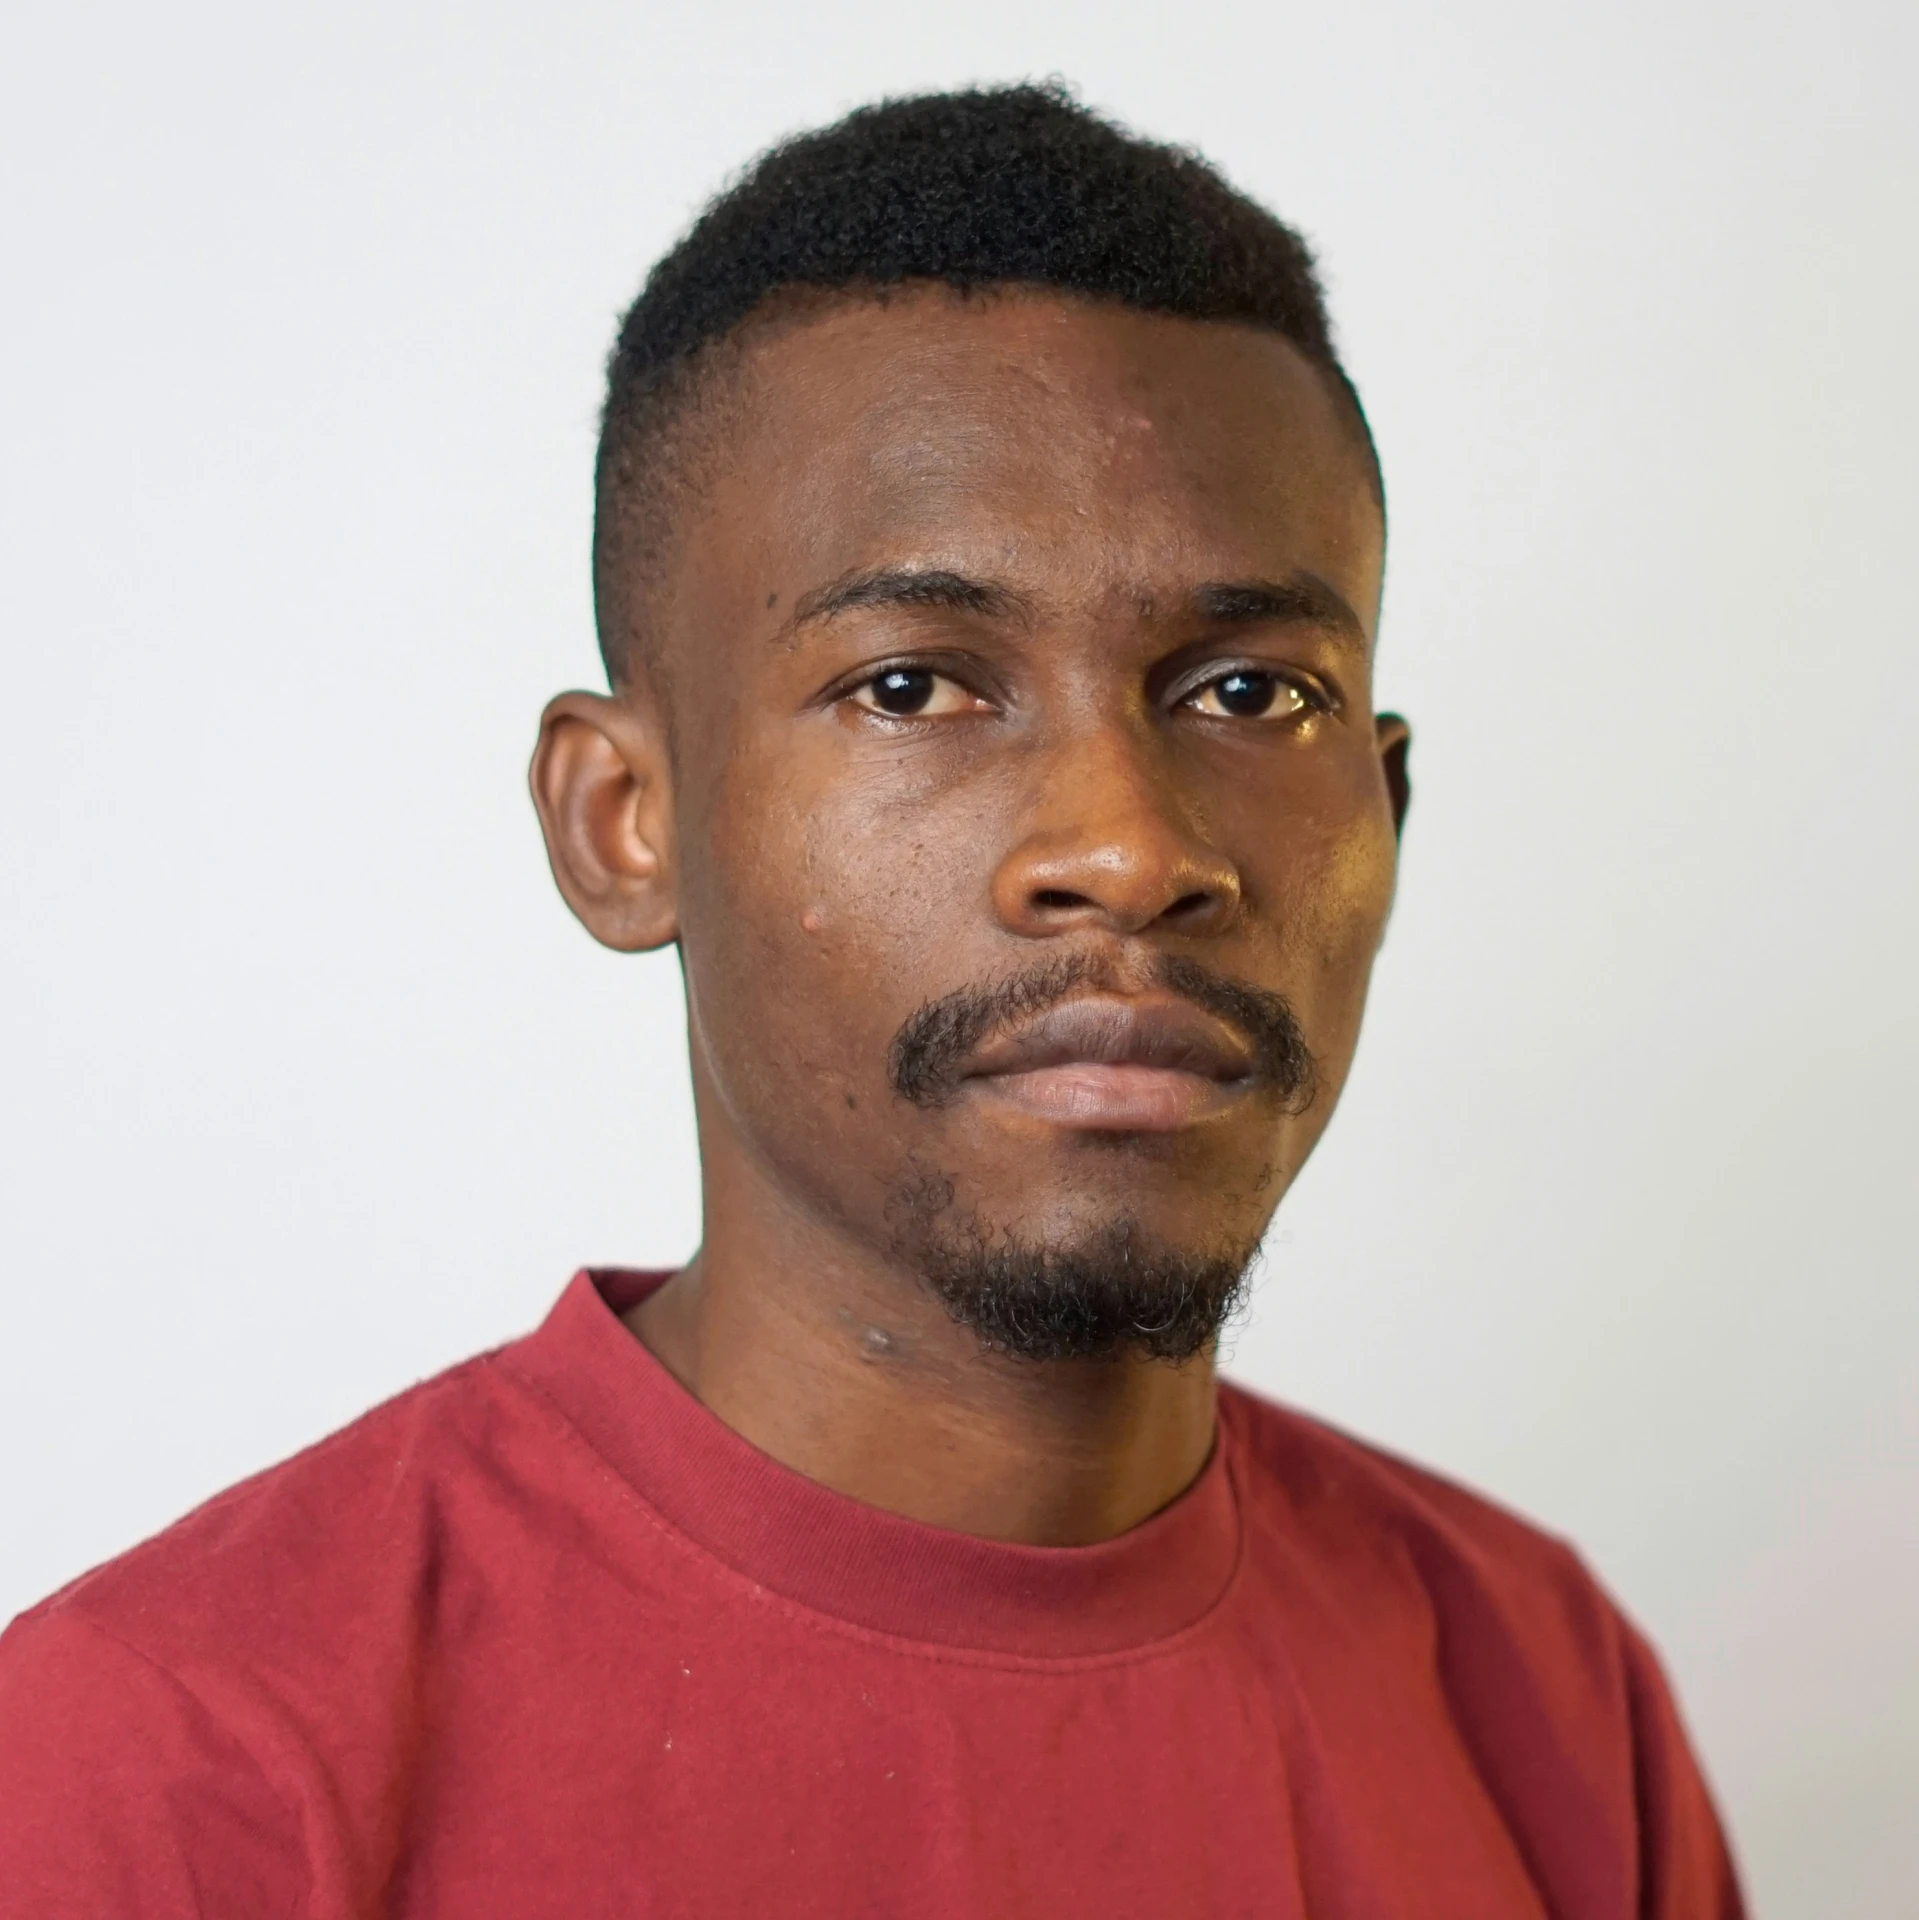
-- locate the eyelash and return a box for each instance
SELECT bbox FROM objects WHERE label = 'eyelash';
[842,661,996,720]
[1169,664,1333,717]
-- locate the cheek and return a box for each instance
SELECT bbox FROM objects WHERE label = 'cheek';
[677,738,988,1098]
[1249,783,1400,1023]
[1303,822,1400,1093]
[675,741,1014,1230]
[671,751,823,1095]
[746,739,994,965]
[1314,806,1400,957]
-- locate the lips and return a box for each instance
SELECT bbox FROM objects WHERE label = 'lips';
[960,995,1260,1132]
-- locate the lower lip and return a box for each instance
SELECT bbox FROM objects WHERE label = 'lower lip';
[969,1063,1250,1132]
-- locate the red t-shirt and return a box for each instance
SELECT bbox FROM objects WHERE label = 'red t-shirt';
[0,1270,1743,1917]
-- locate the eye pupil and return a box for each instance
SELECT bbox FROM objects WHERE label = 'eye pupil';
[870,668,935,715]
[1215,670,1277,717]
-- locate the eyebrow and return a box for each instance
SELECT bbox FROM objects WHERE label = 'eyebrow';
[785,566,1367,648]
[790,568,1027,628]
[1192,576,1368,650]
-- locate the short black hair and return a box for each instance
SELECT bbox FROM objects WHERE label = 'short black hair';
[594,82,1379,683]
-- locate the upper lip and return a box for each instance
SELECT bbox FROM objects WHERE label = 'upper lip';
[962,995,1257,1084]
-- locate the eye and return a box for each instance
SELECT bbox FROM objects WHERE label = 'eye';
[1179,669,1310,721]
[848,667,984,718]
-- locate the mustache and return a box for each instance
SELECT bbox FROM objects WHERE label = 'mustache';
[888,951,1317,1112]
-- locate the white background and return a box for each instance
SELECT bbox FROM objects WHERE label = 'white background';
[3,1,1914,1909]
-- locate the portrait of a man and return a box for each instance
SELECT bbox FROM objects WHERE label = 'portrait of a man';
[0,86,1756,1914]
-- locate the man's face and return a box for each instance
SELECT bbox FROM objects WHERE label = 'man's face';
[616,289,1404,1354]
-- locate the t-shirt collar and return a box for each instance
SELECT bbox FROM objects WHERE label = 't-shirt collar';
[500,1269,1243,1659]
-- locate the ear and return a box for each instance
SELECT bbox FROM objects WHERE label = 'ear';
[529,690,679,952]
[1375,712,1412,841]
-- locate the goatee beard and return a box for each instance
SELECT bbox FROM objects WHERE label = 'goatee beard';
[894,1205,1259,1364]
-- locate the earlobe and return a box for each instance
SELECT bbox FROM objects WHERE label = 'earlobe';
[1375,713,1412,842]
[528,690,681,952]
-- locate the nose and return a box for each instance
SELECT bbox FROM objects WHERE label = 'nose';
[991,722,1242,940]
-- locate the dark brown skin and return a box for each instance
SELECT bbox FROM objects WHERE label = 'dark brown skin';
[531,288,1409,1547]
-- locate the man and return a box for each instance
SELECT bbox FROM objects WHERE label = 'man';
[0,85,1744,1915]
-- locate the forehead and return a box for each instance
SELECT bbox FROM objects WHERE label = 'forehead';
[664,288,1384,638]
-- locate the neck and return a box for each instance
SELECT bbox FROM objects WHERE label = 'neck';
[626,1151,1219,1548]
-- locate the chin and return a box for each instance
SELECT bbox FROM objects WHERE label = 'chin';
[891,1209,1264,1365]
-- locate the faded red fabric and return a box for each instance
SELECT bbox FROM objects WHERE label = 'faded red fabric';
[0,1270,1743,1917]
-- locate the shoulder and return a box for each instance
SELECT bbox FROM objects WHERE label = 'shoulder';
[0,1351,543,1907]
[0,1604,306,1910]
[1,1345,560,1727]
[1218,1380,1626,1676]
[1222,1377,1588,1568]
[1218,1384,1746,1915]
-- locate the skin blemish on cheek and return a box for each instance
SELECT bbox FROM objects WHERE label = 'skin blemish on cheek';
[800,909,823,934]
[766,590,779,609]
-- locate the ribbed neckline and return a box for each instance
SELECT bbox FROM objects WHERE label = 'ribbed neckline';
[498,1270,1244,1659]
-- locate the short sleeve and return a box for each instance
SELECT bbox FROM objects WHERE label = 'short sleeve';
[0,1606,304,1918]
[1618,1618,1746,1920]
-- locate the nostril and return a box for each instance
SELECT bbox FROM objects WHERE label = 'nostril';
[1033,888,1093,911]
[1163,891,1214,921]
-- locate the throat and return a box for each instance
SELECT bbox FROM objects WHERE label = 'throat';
[624,1255,1219,1548]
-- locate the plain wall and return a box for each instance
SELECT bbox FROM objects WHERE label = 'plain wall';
[2,1,1914,1910]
